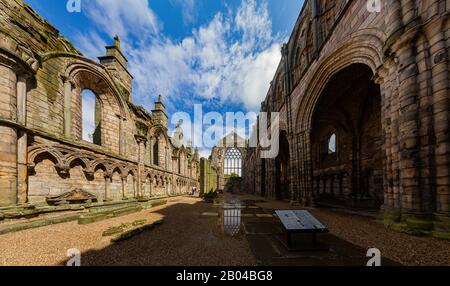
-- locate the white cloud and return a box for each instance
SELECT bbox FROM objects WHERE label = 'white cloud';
[78,0,281,114]
[74,31,107,60]
[170,0,197,25]
[84,0,159,38]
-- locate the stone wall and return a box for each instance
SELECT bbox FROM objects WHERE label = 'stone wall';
[0,0,200,206]
[200,158,217,195]
[243,0,450,239]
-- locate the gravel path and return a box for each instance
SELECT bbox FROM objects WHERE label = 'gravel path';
[0,197,256,266]
[2,193,449,266]
[250,195,450,266]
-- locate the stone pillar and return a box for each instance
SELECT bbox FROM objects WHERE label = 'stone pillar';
[374,62,398,217]
[149,137,154,165]
[426,18,450,240]
[63,78,73,138]
[133,175,137,197]
[104,173,111,201]
[310,0,319,57]
[16,74,28,204]
[427,22,450,214]
[121,175,126,199]
[149,177,153,196]
[395,43,421,210]
[297,130,313,204]
[135,135,147,197]
[0,62,18,206]
[119,116,125,156]
[385,0,403,38]
[391,32,434,234]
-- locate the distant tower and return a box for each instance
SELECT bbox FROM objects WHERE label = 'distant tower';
[152,95,168,128]
[98,35,133,102]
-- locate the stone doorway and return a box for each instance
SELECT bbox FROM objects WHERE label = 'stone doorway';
[275,131,290,201]
[311,64,383,210]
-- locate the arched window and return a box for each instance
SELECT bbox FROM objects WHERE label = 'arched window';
[178,154,182,174]
[81,89,101,145]
[153,139,159,166]
[224,148,242,177]
[328,133,337,154]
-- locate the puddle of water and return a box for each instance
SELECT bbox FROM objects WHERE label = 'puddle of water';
[213,197,274,237]
[222,208,242,236]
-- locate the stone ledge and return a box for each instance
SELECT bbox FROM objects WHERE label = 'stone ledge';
[78,205,143,225]
[111,219,164,243]
[383,211,450,240]
[0,213,81,235]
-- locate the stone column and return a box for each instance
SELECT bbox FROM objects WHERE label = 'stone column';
[149,176,153,197]
[63,78,73,138]
[427,22,450,214]
[374,62,396,213]
[135,135,147,197]
[149,137,154,165]
[119,116,125,156]
[395,43,421,210]
[104,173,111,201]
[392,33,434,234]
[310,0,319,57]
[297,130,313,204]
[121,175,126,199]
[0,61,18,206]
[133,175,137,197]
[16,74,28,204]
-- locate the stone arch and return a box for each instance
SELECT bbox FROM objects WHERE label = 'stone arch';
[110,168,122,200]
[151,126,169,168]
[62,60,128,153]
[275,130,291,200]
[63,60,128,115]
[294,31,385,133]
[28,148,64,172]
[309,63,383,209]
[178,147,187,175]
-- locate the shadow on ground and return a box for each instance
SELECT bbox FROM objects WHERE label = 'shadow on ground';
[66,194,400,266]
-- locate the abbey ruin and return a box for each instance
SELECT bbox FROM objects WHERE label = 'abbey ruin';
[0,0,200,206]
[242,0,450,239]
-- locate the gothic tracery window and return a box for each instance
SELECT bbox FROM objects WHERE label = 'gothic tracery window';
[224,148,242,177]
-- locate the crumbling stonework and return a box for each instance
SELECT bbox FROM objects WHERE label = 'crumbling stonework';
[0,0,199,206]
[243,0,450,239]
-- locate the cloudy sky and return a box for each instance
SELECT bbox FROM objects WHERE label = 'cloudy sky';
[25,0,304,157]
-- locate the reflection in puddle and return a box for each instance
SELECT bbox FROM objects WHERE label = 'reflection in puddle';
[222,208,241,236]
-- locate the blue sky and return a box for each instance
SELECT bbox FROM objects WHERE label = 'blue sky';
[25,0,304,157]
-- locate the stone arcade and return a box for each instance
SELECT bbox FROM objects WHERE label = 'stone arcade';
[243,0,450,239]
[0,1,199,206]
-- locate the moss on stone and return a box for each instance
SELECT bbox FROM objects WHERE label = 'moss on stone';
[383,210,402,222]
[405,218,434,232]
[432,231,450,240]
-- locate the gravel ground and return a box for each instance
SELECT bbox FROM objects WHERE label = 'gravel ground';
[0,196,256,266]
[250,195,450,266]
[2,193,449,266]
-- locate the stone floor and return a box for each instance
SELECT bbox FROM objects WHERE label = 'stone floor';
[208,193,400,266]
[0,193,449,266]
[222,193,450,266]
[0,196,255,266]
